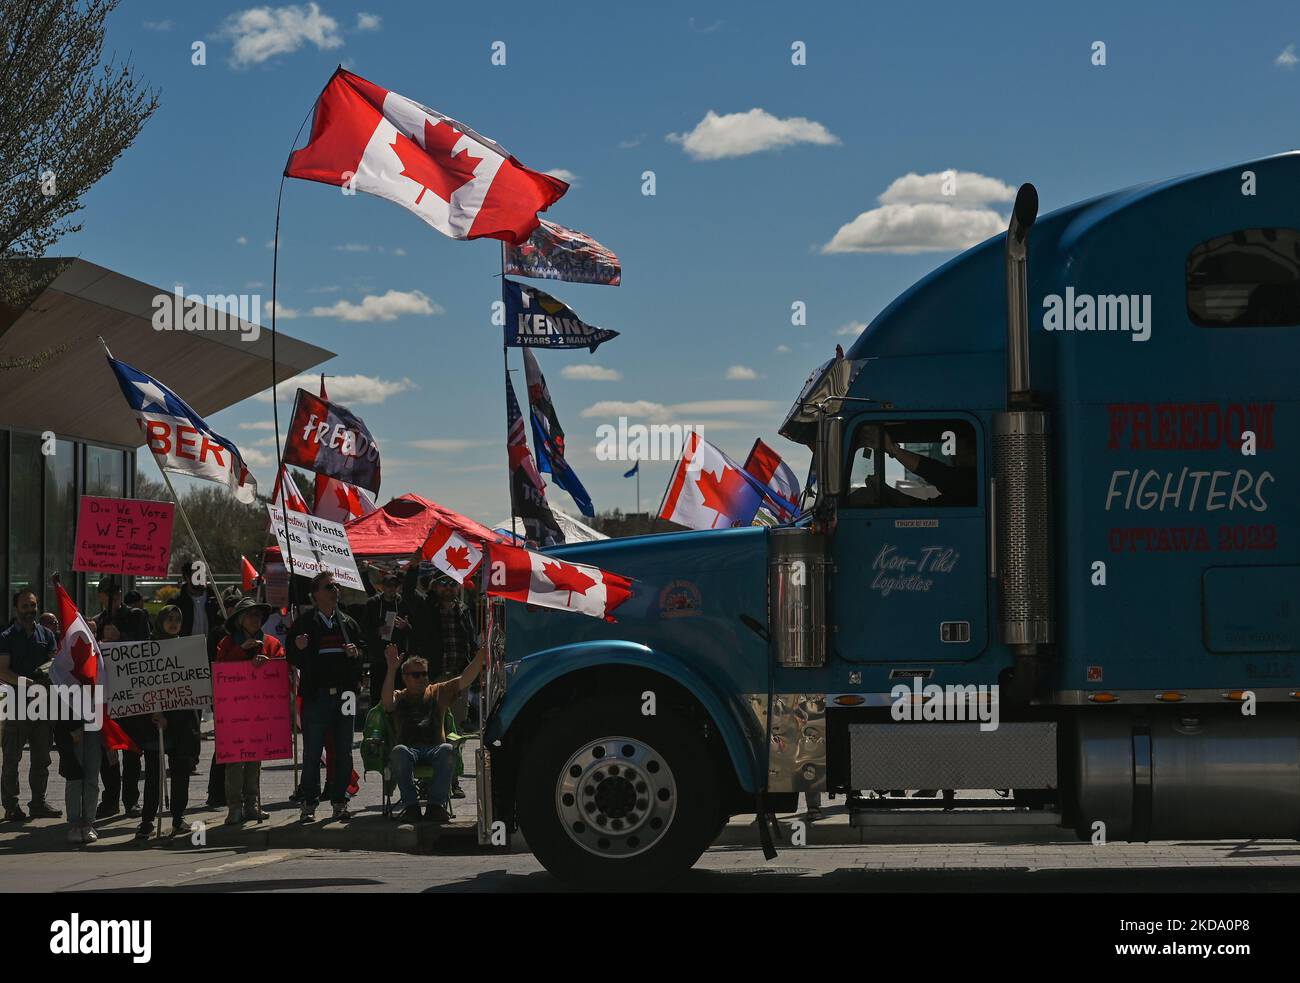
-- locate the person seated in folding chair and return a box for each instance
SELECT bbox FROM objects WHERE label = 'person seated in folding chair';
[381,641,485,824]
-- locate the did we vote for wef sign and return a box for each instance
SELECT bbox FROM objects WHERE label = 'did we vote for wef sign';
[73,496,175,577]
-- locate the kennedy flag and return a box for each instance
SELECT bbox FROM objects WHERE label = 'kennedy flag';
[502,279,619,353]
[284,389,382,495]
[486,541,632,622]
[285,68,566,245]
[107,356,257,503]
[524,349,594,517]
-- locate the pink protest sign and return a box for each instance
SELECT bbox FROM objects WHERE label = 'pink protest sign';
[213,659,292,764]
[73,496,175,576]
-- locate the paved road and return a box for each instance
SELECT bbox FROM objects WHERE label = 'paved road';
[5,838,1300,892]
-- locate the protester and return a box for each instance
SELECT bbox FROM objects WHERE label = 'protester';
[288,572,364,822]
[215,597,285,825]
[363,569,412,708]
[177,560,221,638]
[50,619,105,846]
[0,588,61,822]
[93,577,148,821]
[203,587,242,808]
[39,612,60,635]
[382,641,485,823]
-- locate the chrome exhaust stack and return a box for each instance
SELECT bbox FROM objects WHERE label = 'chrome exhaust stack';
[993,184,1055,670]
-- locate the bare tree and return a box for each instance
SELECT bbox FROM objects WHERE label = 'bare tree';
[0,0,159,307]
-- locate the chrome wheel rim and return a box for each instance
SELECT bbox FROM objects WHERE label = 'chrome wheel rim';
[555,736,676,858]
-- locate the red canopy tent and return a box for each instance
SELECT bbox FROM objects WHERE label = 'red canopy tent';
[342,493,502,559]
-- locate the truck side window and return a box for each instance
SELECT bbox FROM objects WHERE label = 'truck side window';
[1187,228,1300,327]
[845,420,977,508]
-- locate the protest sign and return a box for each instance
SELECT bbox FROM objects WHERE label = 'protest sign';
[213,659,292,764]
[73,496,175,576]
[103,635,211,718]
[266,504,364,589]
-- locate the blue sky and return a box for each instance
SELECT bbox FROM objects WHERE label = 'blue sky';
[65,0,1300,525]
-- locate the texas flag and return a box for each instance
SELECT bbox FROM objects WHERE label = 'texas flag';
[744,439,802,523]
[285,68,568,245]
[659,432,763,530]
[486,541,632,622]
[106,354,257,504]
[419,521,483,585]
[49,578,137,752]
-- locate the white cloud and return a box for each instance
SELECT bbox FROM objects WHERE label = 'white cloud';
[667,108,838,161]
[220,3,342,67]
[823,202,1005,254]
[823,168,1013,254]
[408,438,491,452]
[878,170,1016,208]
[143,19,173,31]
[545,168,579,187]
[1278,44,1298,68]
[236,235,248,246]
[265,300,299,319]
[837,322,868,336]
[254,373,416,405]
[239,421,276,430]
[617,135,644,150]
[689,17,723,33]
[581,400,666,418]
[241,447,275,468]
[582,398,780,419]
[309,289,442,321]
[562,364,622,381]
[356,12,381,31]
[391,247,406,256]
[246,280,265,289]
[334,242,371,252]
[725,365,757,380]
[775,344,792,354]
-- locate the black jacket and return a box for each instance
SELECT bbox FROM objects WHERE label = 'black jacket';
[362,591,413,661]
[177,588,221,638]
[286,605,364,695]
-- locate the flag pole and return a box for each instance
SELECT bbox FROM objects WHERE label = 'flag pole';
[501,241,520,544]
[636,465,641,517]
[98,336,229,621]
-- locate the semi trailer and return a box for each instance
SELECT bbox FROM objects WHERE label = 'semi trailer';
[476,152,1300,888]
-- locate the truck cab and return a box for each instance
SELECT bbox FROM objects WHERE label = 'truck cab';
[479,153,1300,889]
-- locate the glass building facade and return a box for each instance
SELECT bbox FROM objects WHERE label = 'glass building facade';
[0,427,135,614]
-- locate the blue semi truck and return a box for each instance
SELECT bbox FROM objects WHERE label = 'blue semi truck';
[476,153,1300,888]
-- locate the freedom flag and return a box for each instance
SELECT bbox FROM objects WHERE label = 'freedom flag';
[284,388,382,495]
[419,521,483,584]
[312,377,378,522]
[486,541,632,621]
[744,439,802,523]
[285,68,567,245]
[506,374,564,547]
[502,279,620,352]
[659,432,764,530]
[106,355,257,504]
[504,220,621,286]
[49,578,136,752]
[524,349,593,517]
[272,464,309,513]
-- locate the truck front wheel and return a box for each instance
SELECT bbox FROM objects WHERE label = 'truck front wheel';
[515,696,720,889]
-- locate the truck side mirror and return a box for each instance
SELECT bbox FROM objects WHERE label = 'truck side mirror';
[817,414,845,498]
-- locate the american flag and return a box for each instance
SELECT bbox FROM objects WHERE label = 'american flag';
[506,375,545,491]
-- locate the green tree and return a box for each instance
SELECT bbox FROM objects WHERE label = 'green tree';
[0,0,159,310]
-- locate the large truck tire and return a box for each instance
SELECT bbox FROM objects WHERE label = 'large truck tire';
[515,696,720,890]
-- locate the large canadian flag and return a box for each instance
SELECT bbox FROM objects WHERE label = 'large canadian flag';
[659,432,763,530]
[285,68,568,245]
[49,579,136,752]
[486,542,632,622]
[420,521,483,585]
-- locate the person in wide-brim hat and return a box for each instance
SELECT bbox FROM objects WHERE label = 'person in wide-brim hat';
[224,597,272,634]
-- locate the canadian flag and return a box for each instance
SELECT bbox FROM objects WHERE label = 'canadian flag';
[659,432,763,531]
[486,542,632,622]
[419,521,483,585]
[272,464,309,513]
[49,578,137,752]
[744,439,802,522]
[285,68,568,245]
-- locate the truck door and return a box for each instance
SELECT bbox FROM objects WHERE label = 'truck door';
[831,413,988,662]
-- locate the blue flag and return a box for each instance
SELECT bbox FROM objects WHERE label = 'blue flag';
[502,279,619,352]
[623,461,639,479]
[523,349,594,517]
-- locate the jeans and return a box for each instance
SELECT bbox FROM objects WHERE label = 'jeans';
[62,729,102,826]
[389,743,454,810]
[300,691,354,806]
[1,717,51,810]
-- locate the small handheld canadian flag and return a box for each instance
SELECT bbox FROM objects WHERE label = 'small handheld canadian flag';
[420,521,483,584]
